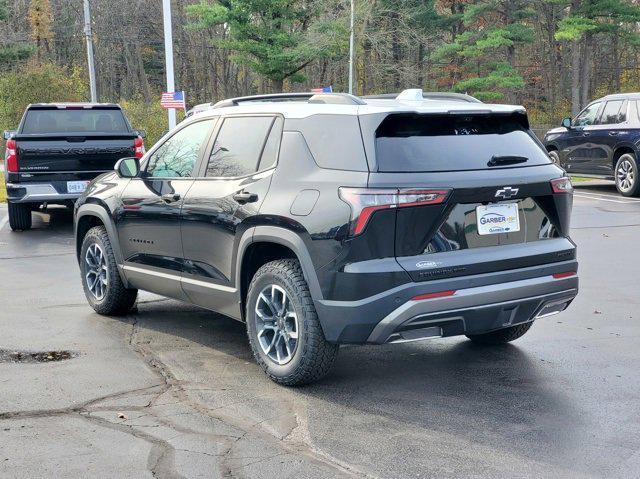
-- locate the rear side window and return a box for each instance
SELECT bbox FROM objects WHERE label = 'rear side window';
[597,100,626,125]
[375,114,551,172]
[206,116,274,178]
[22,108,129,134]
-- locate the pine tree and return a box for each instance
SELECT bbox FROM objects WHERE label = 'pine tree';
[187,0,338,91]
[0,0,33,66]
[555,0,640,114]
[433,0,534,101]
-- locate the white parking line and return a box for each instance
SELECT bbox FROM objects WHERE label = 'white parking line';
[576,190,640,202]
[0,214,8,231]
[574,193,636,204]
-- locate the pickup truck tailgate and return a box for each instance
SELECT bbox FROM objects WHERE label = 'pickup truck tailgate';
[15,134,136,174]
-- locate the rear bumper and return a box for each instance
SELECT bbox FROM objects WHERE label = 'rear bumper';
[6,182,82,203]
[314,260,578,344]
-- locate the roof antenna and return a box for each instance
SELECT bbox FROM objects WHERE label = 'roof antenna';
[396,89,424,101]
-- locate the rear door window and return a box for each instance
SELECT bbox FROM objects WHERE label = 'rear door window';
[375,114,551,173]
[206,116,274,178]
[596,100,626,125]
[22,108,130,134]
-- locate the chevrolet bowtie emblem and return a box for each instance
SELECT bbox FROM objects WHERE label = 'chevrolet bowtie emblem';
[495,187,519,199]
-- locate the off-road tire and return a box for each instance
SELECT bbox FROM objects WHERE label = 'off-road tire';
[8,201,32,231]
[615,153,640,197]
[246,259,339,386]
[465,322,533,345]
[80,225,137,315]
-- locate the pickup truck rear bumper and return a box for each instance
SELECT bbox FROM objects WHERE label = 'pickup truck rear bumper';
[6,182,82,203]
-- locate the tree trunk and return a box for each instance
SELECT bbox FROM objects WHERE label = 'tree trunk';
[272,78,283,92]
[570,39,581,116]
[580,33,592,106]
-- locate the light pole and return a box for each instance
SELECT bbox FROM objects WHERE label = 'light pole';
[83,0,98,102]
[162,0,176,130]
[348,0,355,95]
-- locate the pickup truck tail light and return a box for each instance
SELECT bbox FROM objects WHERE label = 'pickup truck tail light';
[550,177,573,194]
[134,136,145,159]
[339,187,451,236]
[5,138,17,172]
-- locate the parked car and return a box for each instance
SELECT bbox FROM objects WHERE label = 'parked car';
[3,103,145,230]
[543,93,640,196]
[74,89,578,386]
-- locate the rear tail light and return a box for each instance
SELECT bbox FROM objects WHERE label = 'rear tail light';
[339,187,451,236]
[134,136,145,159]
[5,138,17,172]
[550,177,573,194]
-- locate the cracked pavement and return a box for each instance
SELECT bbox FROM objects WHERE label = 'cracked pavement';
[1,182,640,479]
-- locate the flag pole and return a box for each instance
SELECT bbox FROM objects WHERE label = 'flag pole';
[162,0,176,130]
[348,0,355,95]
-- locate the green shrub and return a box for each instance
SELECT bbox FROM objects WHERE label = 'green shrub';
[0,63,86,132]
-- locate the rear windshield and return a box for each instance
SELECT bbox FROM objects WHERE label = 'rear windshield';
[375,113,551,172]
[22,108,130,134]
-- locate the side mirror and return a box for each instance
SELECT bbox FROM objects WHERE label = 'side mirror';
[134,129,147,139]
[115,157,140,178]
[3,130,16,140]
[561,117,572,129]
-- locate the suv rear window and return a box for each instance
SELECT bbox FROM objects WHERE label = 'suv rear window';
[375,114,551,172]
[22,108,130,134]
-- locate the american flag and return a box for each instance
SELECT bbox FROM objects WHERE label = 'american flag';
[311,86,333,93]
[160,91,186,109]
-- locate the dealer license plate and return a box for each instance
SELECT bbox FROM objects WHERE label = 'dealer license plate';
[476,203,520,235]
[67,180,90,194]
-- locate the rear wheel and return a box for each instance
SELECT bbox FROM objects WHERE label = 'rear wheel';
[246,259,339,386]
[465,322,533,345]
[8,202,32,231]
[615,153,640,197]
[80,225,137,315]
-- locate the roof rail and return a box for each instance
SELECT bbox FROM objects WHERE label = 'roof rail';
[212,92,365,108]
[363,91,482,104]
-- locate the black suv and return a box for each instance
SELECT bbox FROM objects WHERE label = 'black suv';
[74,90,578,385]
[543,93,640,196]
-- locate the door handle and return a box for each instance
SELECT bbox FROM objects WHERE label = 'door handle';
[161,193,181,203]
[582,132,591,137]
[233,191,258,204]
[609,131,620,136]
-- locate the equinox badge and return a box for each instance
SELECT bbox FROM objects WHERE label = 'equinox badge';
[495,187,519,200]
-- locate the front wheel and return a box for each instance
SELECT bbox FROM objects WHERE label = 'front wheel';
[465,322,533,345]
[246,259,339,386]
[615,153,640,197]
[548,149,561,166]
[80,225,137,315]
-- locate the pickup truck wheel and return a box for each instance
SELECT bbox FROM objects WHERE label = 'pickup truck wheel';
[8,202,32,231]
[80,226,137,315]
[246,259,339,386]
[615,153,640,197]
[465,322,533,345]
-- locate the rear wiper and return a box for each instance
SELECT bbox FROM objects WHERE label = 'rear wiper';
[487,155,528,167]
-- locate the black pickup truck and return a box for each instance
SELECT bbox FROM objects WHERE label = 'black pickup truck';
[3,103,145,230]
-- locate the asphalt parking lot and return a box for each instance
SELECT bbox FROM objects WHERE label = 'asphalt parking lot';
[1,181,639,479]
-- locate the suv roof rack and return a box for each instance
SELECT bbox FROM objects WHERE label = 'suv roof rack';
[363,91,482,103]
[212,92,365,108]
